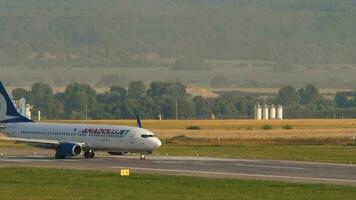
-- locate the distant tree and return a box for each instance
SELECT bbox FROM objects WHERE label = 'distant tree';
[95,86,128,119]
[175,97,196,119]
[234,98,251,116]
[119,99,139,119]
[277,86,299,106]
[64,83,96,119]
[298,84,322,104]
[148,82,187,98]
[107,86,128,106]
[128,81,146,99]
[54,93,66,105]
[352,89,356,107]
[30,82,58,119]
[335,92,350,108]
[210,75,229,87]
[213,95,238,117]
[110,86,127,99]
[157,97,176,119]
[12,88,31,102]
[193,96,213,118]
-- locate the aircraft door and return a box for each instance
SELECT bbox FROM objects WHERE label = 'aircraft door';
[5,125,17,137]
[129,134,135,145]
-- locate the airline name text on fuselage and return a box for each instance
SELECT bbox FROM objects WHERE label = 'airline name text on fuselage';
[81,128,130,136]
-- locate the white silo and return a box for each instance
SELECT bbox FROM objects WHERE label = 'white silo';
[277,105,283,120]
[18,98,26,117]
[263,104,269,120]
[255,104,262,120]
[25,104,32,119]
[270,104,276,119]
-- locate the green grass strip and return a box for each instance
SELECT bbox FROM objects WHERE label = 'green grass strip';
[0,167,356,200]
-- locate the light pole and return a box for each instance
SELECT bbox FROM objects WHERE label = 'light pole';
[85,104,88,120]
[175,99,178,120]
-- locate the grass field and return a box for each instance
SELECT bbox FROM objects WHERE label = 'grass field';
[152,136,356,163]
[157,144,356,163]
[0,167,355,200]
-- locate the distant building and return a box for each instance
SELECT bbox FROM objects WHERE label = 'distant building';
[12,98,32,119]
[254,104,262,120]
[255,104,283,120]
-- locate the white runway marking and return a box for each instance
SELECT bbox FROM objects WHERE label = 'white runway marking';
[187,162,305,170]
[123,156,261,162]
[154,161,185,164]
[0,157,78,162]
[5,156,50,158]
[233,163,305,170]
[0,159,55,162]
[110,166,356,184]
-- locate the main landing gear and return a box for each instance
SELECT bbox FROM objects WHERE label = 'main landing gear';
[55,153,66,159]
[84,149,95,159]
[139,151,152,160]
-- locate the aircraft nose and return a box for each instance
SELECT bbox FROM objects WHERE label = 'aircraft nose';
[153,138,162,149]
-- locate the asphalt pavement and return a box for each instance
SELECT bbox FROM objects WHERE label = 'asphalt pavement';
[1,149,356,186]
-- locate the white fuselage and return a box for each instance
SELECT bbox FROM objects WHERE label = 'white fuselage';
[3,122,161,153]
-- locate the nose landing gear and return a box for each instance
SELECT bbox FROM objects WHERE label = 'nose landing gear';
[140,154,146,160]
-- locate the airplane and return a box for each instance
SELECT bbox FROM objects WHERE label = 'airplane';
[0,81,161,160]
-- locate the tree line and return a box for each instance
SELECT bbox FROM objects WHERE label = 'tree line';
[12,81,257,120]
[12,81,356,120]
[276,84,356,110]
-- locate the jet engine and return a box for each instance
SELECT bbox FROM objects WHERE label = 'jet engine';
[57,143,82,156]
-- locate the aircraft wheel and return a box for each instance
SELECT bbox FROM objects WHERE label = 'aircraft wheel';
[90,151,95,159]
[84,150,95,159]
[84,151,91,159]
[140,154,146,160]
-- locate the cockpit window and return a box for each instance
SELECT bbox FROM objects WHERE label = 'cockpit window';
[141,134,155,138]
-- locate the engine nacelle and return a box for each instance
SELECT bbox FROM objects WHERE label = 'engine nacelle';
[58,143,82,156]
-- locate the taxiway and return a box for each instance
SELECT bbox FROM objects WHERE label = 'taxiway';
[0,150,356,186]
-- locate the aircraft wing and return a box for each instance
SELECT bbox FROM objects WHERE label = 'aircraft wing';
[0,137,86,148]
[0,136,60,145]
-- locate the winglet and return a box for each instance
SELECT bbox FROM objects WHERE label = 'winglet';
[136,114,143,128]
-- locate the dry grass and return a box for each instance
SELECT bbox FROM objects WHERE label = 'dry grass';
[152,128,356,139]
[164,135,356,146]
[49,119,356,129]
[48,119,356,139]
[3,119,356,146]
[210,87,354,94]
